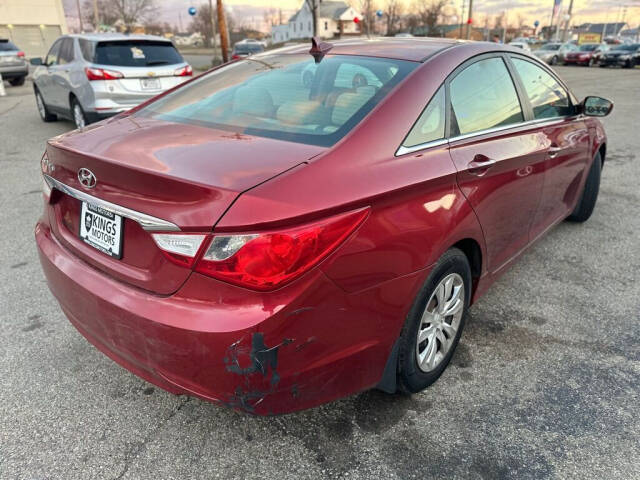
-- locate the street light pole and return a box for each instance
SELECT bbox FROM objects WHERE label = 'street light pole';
[93,0,99,32]
[562,0,573,42]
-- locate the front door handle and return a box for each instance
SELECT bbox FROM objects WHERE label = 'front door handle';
[468,154,496,176]
[548,144,564,158]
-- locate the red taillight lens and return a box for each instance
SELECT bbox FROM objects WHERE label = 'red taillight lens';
[174,65,193,76]
[231,54,240,60]
[17,51,25,58]
[85,67,123,81]
[195,209,369,291]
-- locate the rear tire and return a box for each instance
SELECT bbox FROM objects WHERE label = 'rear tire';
[566,152,602,223]
[550,55,558,65]
[71,97,87,129]
[9,76,25,86]
[35,89,57,122]
[397,248,472,393]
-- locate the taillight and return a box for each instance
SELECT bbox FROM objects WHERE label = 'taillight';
[85,67,124,81]
[151,234,206,267]
[174,65,193,76]
[231,54,240,60]
[195,209,369,291]
[17,51,25,58]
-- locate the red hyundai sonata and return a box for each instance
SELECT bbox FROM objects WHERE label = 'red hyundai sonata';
[36,38,611,415]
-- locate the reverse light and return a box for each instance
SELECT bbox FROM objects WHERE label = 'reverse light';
[85,67,124,81]
[152,233,206,267]
[195,209,369,291]
[174,65,193,76]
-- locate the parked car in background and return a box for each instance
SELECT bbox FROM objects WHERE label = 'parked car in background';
[0,39,28,86]
[599,43,640,68]
[231,42,265,59]
[564,43,609,66]
[533,42,578,65]
[236,38,267,48]
[394,33,414,38]
[30,34,192,128]
[35,38,611,415]
[508,41,531,52]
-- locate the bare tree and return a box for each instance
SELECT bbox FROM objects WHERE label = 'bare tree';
[263,8,279,27]
[305,0,319,37]
[81,0,121,28]
[112,0,155,27]
[358,0,378,37]
[414,0,446,36]
[385,0,403,36]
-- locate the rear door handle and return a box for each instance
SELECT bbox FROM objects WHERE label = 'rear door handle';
[468,154,496,176]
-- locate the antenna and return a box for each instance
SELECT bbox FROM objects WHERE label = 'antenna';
[309,37,333,63]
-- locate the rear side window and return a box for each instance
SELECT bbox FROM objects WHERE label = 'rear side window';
[94,41,184,67]
[450,57,523,135]
[403,86,445,147]
[58,38,74,64]
[135,54,416,147]
[78,39,95,61]
[0,40,19,51]
[511,58,572,119]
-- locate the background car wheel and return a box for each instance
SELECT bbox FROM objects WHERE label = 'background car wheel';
[9,76,25,86]
[397,248,472,393]
[551,56,558,65]
[566,152,602,223]
[71,98,87,129]
[589,58,595,67]
[35,89,57,122]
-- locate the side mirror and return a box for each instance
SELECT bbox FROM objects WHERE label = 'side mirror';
[582,96,613,117]
[30,57,43,66]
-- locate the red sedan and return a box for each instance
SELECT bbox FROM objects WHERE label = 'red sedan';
[564,43,609,66]
[36,38,611,415]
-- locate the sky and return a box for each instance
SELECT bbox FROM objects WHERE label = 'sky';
[63,0,640,33]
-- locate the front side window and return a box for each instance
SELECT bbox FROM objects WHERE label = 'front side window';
[511,58,572,119]
[136,54,416,147]
[45,40,61,66]
[403,86,445,147]
[449,57,523,135]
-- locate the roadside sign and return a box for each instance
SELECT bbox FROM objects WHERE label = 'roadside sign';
[578,32,602,44]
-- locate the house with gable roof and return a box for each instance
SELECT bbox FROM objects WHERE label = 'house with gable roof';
[271,1,361,44]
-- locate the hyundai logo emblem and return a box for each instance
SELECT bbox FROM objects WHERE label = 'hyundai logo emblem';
[78,168,97,189]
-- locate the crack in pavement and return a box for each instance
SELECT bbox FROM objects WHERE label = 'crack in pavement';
[0,100,22,117]
[112,396,191,480]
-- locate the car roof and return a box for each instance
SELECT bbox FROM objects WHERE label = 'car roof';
[66,33,171,43]
[269,37,461,62]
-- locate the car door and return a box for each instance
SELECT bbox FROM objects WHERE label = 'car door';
[48,37,74,110]
[447,55,547,274]
[509,56,591,238]
[38,39,62,105]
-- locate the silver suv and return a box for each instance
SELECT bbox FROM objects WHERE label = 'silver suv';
[0,39,28,86]
[30,33,192,128]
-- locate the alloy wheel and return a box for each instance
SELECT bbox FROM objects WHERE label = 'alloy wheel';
[73,103,86,128]
[416,273,465,372]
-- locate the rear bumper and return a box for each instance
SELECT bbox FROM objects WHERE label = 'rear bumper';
[0,65,28,78]
[36,219,422,414]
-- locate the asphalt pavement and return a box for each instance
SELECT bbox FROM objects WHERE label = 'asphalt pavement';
[0,66,638,480]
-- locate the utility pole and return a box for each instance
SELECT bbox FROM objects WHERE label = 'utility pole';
[93,0,99,32]
[208,0,219,63]
[459,0,466,39]
[562,0,573,42]
[217,0,229,63]
[465,0,473,39]
[75,0,84,32]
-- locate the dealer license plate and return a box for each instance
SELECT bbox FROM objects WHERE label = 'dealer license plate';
[140,78,161,90]
[79,202,123,259]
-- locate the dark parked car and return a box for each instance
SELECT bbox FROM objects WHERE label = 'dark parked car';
[0,39,28,86]
[36,39,611,415]
[231,42,264,59]
[599,43,640,68]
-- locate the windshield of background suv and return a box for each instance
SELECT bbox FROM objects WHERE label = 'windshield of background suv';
[579,44,598,51]
[542,44,561,51]
[135,54,416,147]
[93,40,184,66]
[0,40,19,51]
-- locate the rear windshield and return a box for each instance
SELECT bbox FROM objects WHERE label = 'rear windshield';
[234,44,264,54]
[135,54,416,147]
[579,44,598,51]
[0,40,19,51]
[93,40,184,67]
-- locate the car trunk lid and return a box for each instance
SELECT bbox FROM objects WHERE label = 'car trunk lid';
[44,115,325,294]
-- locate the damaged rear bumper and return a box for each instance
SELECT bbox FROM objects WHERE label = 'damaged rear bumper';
[36,221,425,414]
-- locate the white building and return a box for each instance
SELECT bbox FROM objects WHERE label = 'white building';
[271,1,361,44]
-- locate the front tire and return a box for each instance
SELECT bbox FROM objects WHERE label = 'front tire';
[550,55,558,65]
[567,152,602,223]
[35,89,57,122]
[397,248,472,393]
[9,76,25,86]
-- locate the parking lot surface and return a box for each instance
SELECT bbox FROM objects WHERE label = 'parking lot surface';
[0,66,638,480]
